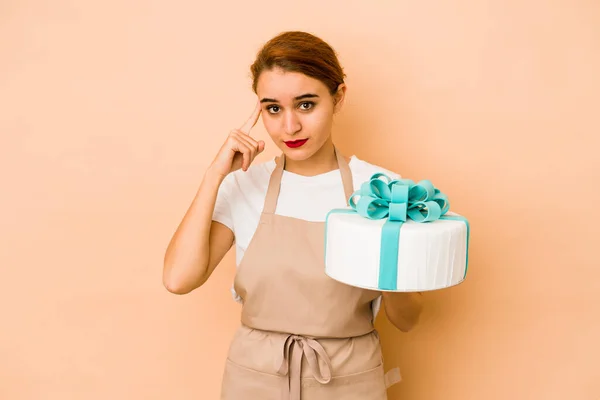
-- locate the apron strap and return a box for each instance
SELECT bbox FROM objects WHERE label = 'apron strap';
[335,148,354,202]
[262,154,285,215]
[262,145,354,215]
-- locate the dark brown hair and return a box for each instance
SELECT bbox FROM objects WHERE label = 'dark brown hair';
[250,31,346,95]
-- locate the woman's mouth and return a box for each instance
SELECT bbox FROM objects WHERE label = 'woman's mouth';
[284,139,308,148]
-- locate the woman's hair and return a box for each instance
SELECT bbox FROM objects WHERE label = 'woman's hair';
[250,31,346,95]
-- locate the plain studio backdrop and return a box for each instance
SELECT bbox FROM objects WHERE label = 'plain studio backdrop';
[1,1,599,399]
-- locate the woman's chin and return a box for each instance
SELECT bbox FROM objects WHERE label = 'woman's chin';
[282,147,314,161]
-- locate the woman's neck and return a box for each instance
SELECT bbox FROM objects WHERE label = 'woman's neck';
[283,139,345,177]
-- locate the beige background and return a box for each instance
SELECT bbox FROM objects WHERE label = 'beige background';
[1,0,599,399]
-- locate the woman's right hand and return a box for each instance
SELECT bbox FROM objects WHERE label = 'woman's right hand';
[208,101,265,179]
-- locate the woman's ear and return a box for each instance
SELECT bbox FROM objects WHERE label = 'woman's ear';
[333,83,347,113]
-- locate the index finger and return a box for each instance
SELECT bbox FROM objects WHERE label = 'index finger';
[239,100,262,134]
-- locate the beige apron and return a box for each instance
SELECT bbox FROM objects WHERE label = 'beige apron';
[220,148,388,400]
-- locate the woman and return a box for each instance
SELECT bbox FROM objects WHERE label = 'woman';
[163,31,423,399]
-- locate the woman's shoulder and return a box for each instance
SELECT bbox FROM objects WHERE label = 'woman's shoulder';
[349,155,402,181]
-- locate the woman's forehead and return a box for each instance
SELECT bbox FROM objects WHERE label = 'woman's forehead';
[257,69,327,101]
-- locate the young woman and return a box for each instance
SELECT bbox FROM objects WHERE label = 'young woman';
[163,31,423,399]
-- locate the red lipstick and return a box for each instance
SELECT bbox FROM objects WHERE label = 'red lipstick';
[284,139,308,148]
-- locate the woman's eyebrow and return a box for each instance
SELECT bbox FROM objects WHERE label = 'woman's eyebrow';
[260,93,320,103]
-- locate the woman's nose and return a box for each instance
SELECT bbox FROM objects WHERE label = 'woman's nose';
[283,111,302,135]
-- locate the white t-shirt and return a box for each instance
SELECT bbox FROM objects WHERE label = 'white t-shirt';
[212,155,401,317]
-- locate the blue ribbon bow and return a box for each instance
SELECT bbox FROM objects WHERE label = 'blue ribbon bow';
[339,173,469,290]
[349,173,450,223]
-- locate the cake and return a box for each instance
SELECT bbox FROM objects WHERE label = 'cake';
[324,173,470,292]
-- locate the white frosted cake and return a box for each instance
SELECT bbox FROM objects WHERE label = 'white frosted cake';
[324,173,470,292]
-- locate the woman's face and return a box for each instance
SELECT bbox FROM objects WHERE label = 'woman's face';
[256,67,345,161]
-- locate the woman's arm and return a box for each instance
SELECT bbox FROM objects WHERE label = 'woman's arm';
[382,291,424,332]
[162,102,264,294]
[162,170,235,295]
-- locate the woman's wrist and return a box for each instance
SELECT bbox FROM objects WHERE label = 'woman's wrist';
[203,165,226,186]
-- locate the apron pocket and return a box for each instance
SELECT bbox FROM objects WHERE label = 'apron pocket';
[302,363,387,400]
[220,359,285,400]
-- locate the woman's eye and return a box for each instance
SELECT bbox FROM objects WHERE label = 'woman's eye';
[267,105,280,114]
[299,102,314,110]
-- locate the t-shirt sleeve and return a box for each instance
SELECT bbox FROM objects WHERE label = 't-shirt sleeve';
[212,173,235,233]
[379,166,401,180]
[353,159,402,188]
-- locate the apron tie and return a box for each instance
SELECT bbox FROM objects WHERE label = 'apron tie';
[277,334,333,400]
